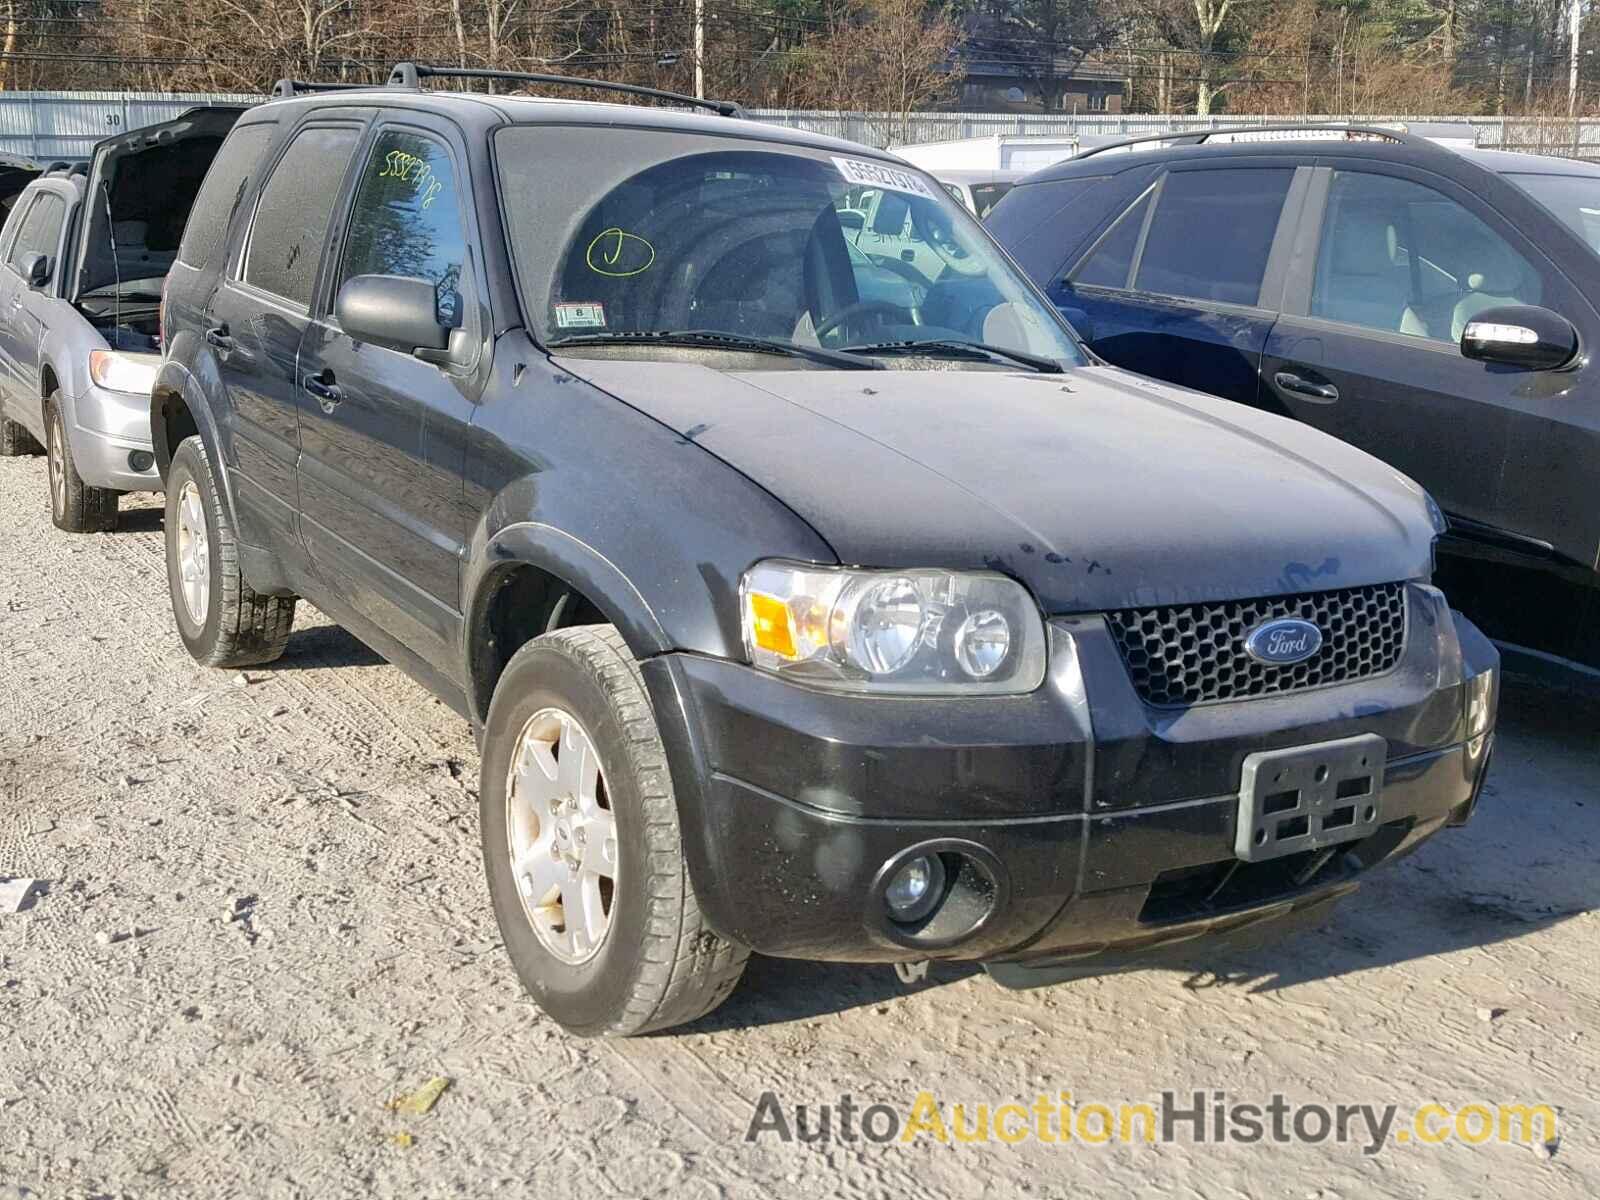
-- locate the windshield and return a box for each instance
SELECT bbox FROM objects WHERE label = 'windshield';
[1505,172,1600,254]
[496,126,1084,367]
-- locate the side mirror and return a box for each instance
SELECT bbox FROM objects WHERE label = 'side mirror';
[22,252,52,289]
[335,274,452,361]
[1460,304,1578,370]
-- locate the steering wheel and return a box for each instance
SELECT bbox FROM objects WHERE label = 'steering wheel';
[813,300,912,343]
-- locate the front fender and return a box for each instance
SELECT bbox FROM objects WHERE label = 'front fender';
[469,521,675,663]
[151,352,237,529]
[457,341,838,723]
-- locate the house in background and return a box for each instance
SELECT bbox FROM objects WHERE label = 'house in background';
[944,13,1128,114]
[951,55,1127,114]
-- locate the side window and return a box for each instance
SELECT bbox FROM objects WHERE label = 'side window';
[338,129,468,330]
[242,125,360,306]
[179,123,274,269]
[6,194,65,273]
[1312,170,1543,343]
[1134,168,1294,305]
[1069,187,1152,291]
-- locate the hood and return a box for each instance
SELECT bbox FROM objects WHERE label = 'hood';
[72,105,245,301]
[555,356,1441,614]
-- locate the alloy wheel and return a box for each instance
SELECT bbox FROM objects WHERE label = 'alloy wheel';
[174,481,210,626]
[505,707,618,964]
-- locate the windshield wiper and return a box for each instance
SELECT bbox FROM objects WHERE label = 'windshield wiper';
[550,329,881,370]
[840,338,1064,373]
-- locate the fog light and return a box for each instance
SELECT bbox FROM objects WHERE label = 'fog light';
[884,854,945,923]
[128,450,155,473]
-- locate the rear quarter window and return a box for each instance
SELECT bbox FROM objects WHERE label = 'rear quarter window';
[178,123,274,269]
[985,176,1107,281]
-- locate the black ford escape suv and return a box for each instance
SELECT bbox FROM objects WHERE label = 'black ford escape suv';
[987,125,1600,667]
[154,69,1499,1036]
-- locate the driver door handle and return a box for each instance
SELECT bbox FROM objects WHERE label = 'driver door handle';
[1273,371,1339,403]
[302,372,343,412]
[205,324,233,351]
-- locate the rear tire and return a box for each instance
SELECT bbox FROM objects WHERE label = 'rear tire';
[480,625,748,1037]
[164,436,296,668]
[0,414,43,457]
[46,398,118,533]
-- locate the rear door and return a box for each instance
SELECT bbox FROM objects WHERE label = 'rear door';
[1050,160,1309,406]
[1263,160,1600,565]
[295,116,486,665]
[204,119,364,550]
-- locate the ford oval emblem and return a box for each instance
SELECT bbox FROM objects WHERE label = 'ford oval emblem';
[1244,618,1323,666]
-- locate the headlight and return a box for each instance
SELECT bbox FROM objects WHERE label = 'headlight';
[740,561,1047,694]
[88,350,159,396]
[1465,667,1498,739]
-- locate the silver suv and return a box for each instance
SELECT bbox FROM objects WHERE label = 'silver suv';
[0,107,240,531]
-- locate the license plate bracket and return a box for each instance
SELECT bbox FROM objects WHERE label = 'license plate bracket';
[1236,734,1386,863]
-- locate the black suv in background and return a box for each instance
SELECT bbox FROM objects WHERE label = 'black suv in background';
[987,127,1600,667]
[154,76,1497,1036]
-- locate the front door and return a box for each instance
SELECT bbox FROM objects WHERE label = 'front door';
[1263,163,1600,567]
[0,191,66,414]
[295,119,485,664]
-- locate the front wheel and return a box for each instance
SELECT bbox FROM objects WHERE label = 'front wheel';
[164,436,296,667]
[46,398,117,533]
[480,626,748,1036]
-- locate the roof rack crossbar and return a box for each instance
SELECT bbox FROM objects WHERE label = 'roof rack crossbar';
[270,78,377,99]
[386,62,744,119]
[1073,123,1428,162]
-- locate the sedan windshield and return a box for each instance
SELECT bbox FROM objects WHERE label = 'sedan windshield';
[495,125,1084,368]
[1504,172,1600,254]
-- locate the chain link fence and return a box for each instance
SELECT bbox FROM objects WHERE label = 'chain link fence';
[7,91,1600,160]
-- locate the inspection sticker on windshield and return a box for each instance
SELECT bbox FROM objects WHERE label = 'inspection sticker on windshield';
[555,302,607,329]
[832,156,937,199]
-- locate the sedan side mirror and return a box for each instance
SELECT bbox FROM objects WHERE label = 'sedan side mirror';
[1460,304,1579,370]
[335,274,452,362]
[21,252,52,289]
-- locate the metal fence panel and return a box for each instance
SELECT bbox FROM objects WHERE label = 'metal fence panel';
[6,92,1600,159]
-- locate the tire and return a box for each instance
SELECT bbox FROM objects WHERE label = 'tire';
[45,398,118,533]
[164,436,296,668]
[0,414,43,457]
[480,625,749,1037]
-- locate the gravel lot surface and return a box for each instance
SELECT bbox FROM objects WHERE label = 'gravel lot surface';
[0,454,1595,1199]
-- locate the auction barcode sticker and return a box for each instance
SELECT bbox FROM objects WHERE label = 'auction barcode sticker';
[831,156,938,199]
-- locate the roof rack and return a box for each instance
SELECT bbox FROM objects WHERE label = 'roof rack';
[1073,123,1429,162]
[386,62,745,119]
[270,78,378,99]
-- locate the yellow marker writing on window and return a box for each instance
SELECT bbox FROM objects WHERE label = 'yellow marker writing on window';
[586,228,655,277]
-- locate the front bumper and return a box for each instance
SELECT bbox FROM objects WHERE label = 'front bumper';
[65,383,158,492]
[644,584,1499,967]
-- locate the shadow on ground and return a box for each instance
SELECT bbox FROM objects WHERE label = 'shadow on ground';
[259,622,387,670]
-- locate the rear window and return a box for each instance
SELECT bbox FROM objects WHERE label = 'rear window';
[1134,168,1292,306]
[242,126,360,306]
[179,123,273,269]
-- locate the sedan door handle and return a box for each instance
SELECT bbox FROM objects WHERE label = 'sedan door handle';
[205,325,233,351]
[1273,371,1339,403]
[302,373,343,412]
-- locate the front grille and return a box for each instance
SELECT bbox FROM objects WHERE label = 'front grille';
[1105,583,1407,707]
